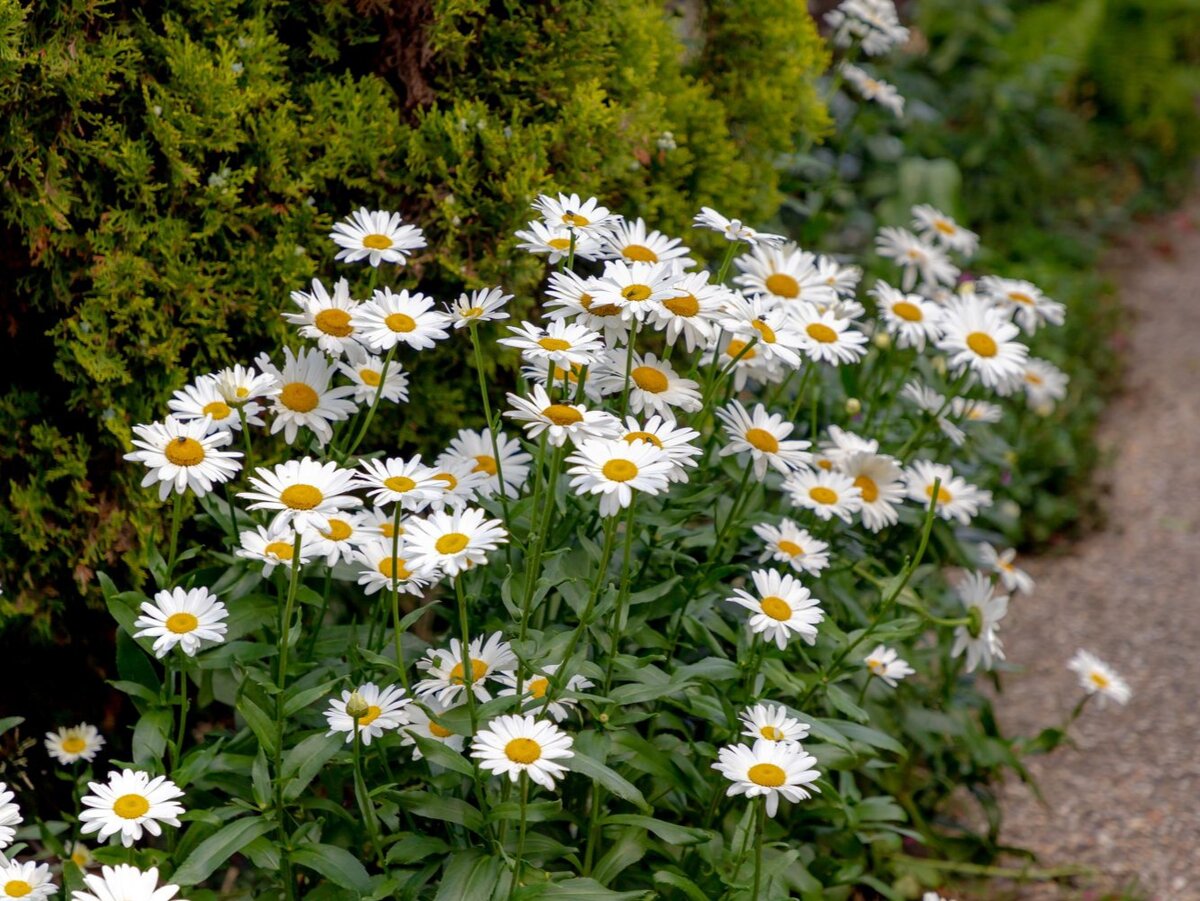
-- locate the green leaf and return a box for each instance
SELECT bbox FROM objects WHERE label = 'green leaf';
[0,717,25,737]
[283,677,342,718]
[132,709,171,765]
[600,814,709,845]
[236,689,278,759]
[282,733,341,801]
[172,817,275,886]
[385,834,451,865]
[652,870,709,901]
[411,733,476,778]
[391,790,485,833]
[251,748,271,810]
[566,748,649,812]
[515,878,652,899]
[592,829,647,887]
[290,842,372,894]
[433,849,505,901]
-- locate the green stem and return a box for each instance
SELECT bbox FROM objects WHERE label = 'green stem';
[508,774,529,899]
[455,574,479,735]
[390,504,410,691]
[469,323,513,562]
[237,406,255,473]
[712,464,755,557]
[165,491,184,584]
[304,569,333,659]
[352,724,382,864]
[174,664,189,770]
[342,345,397,459]
[786,365,814,424]
[274,532,304,863]
[618,320,640,419]
[714,239,741,286]
[751,797,765,901]
[601,497,639,695]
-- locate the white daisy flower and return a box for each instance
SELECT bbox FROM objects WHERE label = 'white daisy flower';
[543,270,632,344]
[727,569,825,649]
[361,506,410,543]
[899,380,964,445]
[937,296,1029,390]
[826,0,909,56]
[617,415,701,483]
[504,385,620,448]
[719,294,806,369]
[716,401,812,479]
[815,255,863,298]
[239,457,362,534]
[324,682,411,745]
[1018,358,1069,409]
[45,723,105,765]
[587,260,678,323]
[876,227,959,292]
[0,860,55,900]
[133,588,227,659]
[864,645,915,687]
[306,510,374,566]
[912,205,979,257]
[841,63,904,116]
[532,193,614,235]
[256,347,357,446]
[871,281,943,351]
[600,217,691,265]
[70,864,184,901]
[713,336,788,391]
[977,543,1035,595]
[330,207,426,267]
[841,451,906,532]
[470,714,574,790]
[784,469,863,523]
[497,320,606,369]
[79,769,185,847]
[977,276,1065,334]
[438,428,532,499]
[446,286,512,329]
[415,632,517,705]
[565,437,674,517]
[352,288,451,353]
[949,396,1003,428]
[400,699,466,759]
[752,519,831,576]
[167,374,263,433]
[516,220,605,264]
[65,841,94,871]
[1067,650,1131,707]
[0,783,21,851]
[904,460,992,525]
[693,207,785,246]
[496,664,594,723]
[591,352,702,419]
[124,416,242,501]
[283,276,362,356]
[353,539,435,596]
[236,523,311,575]
[817,425,879,469]
[355,456,441,511]
[733,244,837,308]
[712,738,821,817]
[337,344,409,405]
[646,270,725,352]
[213,363,277,407]
[425,460,490,512]
[792,304,869,366]
[405,507,508,577]
[739,703,811,744]
[950,571,1009,673]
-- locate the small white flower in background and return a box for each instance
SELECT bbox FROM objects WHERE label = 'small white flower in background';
[815,255,863,297]
[864,644,915,687]
[240,457,362,534]
[713,334,786,391]
[437,428,532,499]
[79,769,185,847]
[352,288,451,353]
[324,683,411,745]
[617,415,702,483]
[912,205,979,257]
[950,396,1002,427]
[0,782,21,850]
[471,714,575,790]
[734,244,837,309]
[719,294,806,369]
[330,207,426,268]
[504,384,620,448]
[712,738,821,817]
[937,295,1029,391]
[1067,650,1132,707]
[899,381,965,445]
[306,510,373,566]
[543,269,632,344]
[785,468,864,523]
[817,425,879,468]
[592,352,702,418]
[727,569,825,649]
[841,450,907,532]
[647,270,725,353]
[496,664,594,722]
[70,864,184,901]
[284,276,362,357]
[337,344,409,405]
[531,193,614,235]
[791,304,869,366]
[977,542,1035,595]
[876,227,960,292]
[236,523,311,575]
[0,859,55,899]
[1016,357,1069,408]
[739,703,811,744]
[425,460,490,512]
[950,571,1009,673]
[753,519,831,576]
[693,207,785,247]
[497,320,606,369]
[124,416,243,501]
[401,699,465,758]
[977,276,1065,334]
[168,374,263,433]
[255,347,357,446]
[415,632,517,705]
[354,455,441,511]
[587,259,678,323]
[841,63,905,117]
[213,363,277,407]
[133,587,228,659]
[904,460,993,525]
[565,437,674,518]
[871,281,943,351]
[446,286,512,328]
[600,217,691,266]
[514,220,604,264]
[923,893,955,901]
[45,723,105,765]
[405,507,508,577]
[716,400,812,479]
[353,540,436,596]
[65,841,94,870]
[826,0,909,56]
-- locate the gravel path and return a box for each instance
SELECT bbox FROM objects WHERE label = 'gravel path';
[993,204,1200,899]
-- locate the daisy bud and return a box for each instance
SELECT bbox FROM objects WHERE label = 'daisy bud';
[844,398,862,415]
[931,355,947,376]
[345,692,371,721]
[872,331,891,350]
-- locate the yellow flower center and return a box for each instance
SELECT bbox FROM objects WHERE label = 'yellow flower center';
[809,486,838,505]
[385,475,417,493]
[760,725,784,741]
[548,237,572,251]
[777,539,804,558]
[542,404,583,426]
[620,284,653,302]
[966,332,998,358]
[70,848,90,868]
[1089,671,1110,689]
[385,312,417,333]
[472,454,498,476]
[164,436,206,467]
[1008,291,1034,305]
[623,431,663,448]
[892,301,923,322]
[360,368,381,387]
[747,762,787,787]
[461,306,485,318]
[538,337,571,352]
[113,794,150,819]
[867,658,886,675]
[664,293,699,316]
[744,428,779,453]
[355,705,383,726]
[202,400,232,420]
[602,459,639,482]
[362,233,394,250]
[1025,371,1044,385]
[235,386,250,399]
[528,677,549,698]
[631,366,669,393]
[435,532,470,554]
[805,323,838,344]
[265,541,294,560]
[591,303,623,317]
[280,484,324,510]
[751,320,777,344]
[428,721,454,738]
[726,339,757,360]
[449,658,489,683]
[934,219,956,236]
[61,736,87,754]
[4,881,32,897]
[377,556,413,581]
[165,612,199,634]
[765,273,800,299]
[853,475,879,503]
[760,595,792,621]
[280,382,320,413]
[434,472,459,491]
[622,244,658,262]
[504,737,542,764]
[562,212,590,227]
[314,308,354,337]
[925,484,952,504]
[322,518,353,541]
